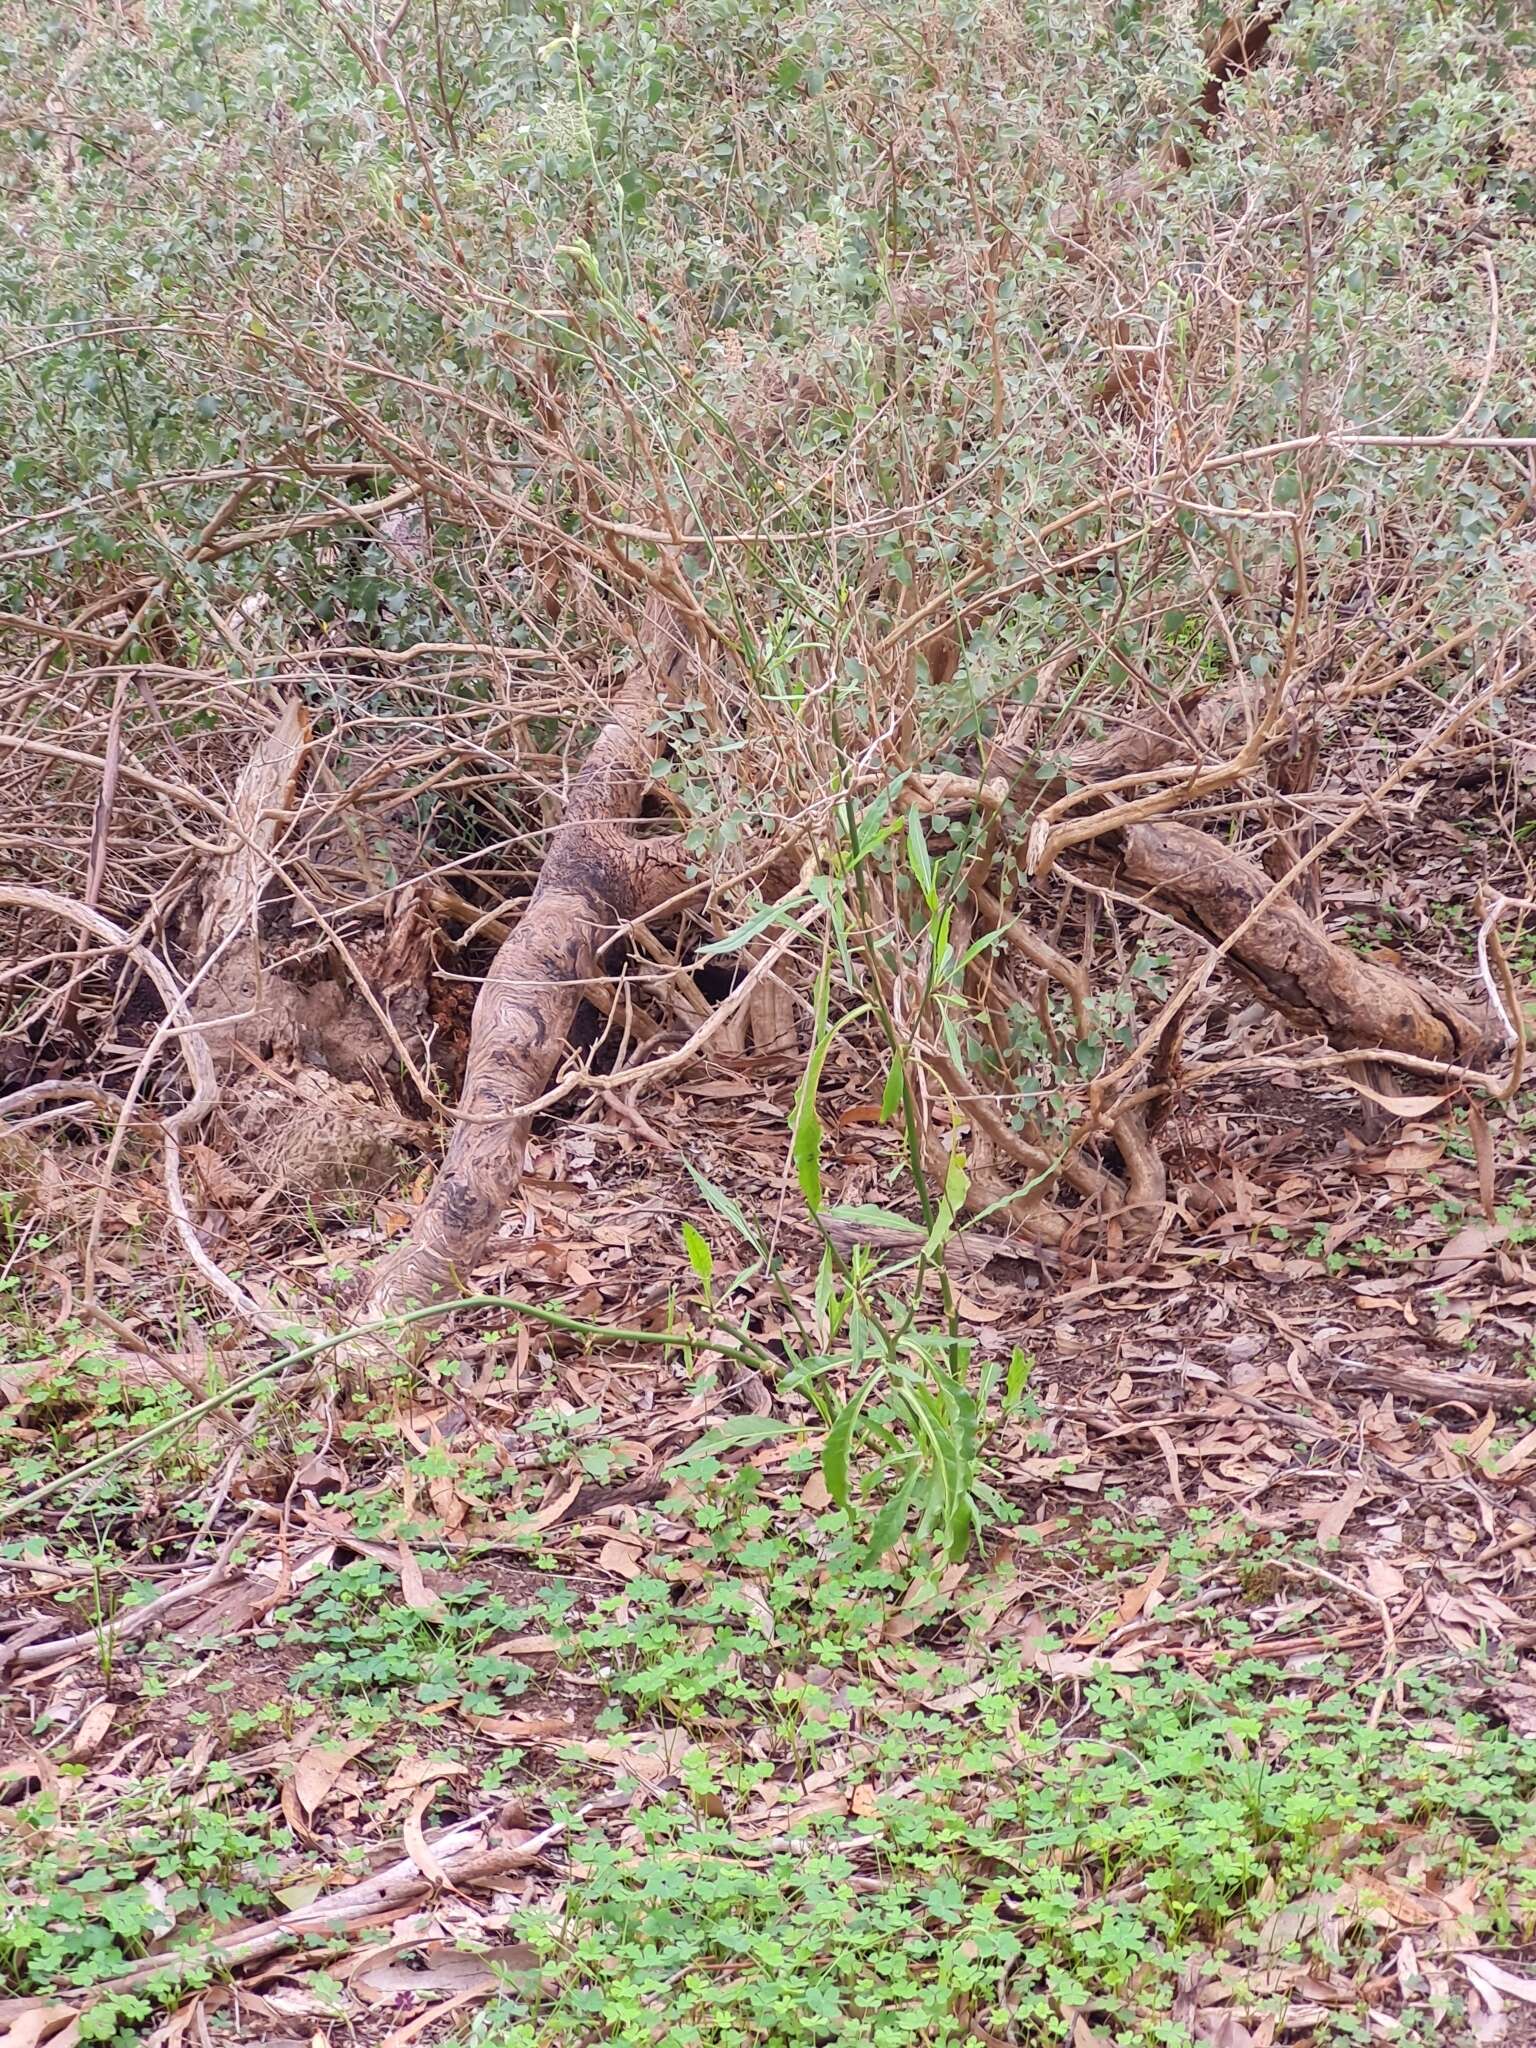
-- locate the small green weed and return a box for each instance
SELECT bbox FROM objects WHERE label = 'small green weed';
[0,1325,217,1516]
[1,1781,282,2032]
[276,1555,544,1718]
[472,1661,1536,2048]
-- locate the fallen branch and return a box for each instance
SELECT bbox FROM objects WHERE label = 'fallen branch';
[0,1801,598,2013]
[1331,1359,1536,1417]
[1119,821,1495,1065]
[3,1534,242,1674]
[364,589,697,1316]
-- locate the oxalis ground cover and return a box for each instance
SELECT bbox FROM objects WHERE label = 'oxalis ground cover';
[6,1321,1536,2046]
[4,0,1536,2042]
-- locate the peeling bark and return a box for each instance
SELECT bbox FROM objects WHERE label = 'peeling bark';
[364,595,694,1314]
[192,697,310,1065]
[1332,1358,1536,1416]
[1120,820,1496,1065]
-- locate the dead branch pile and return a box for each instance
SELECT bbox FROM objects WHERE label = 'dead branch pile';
[2,0,1533,1335]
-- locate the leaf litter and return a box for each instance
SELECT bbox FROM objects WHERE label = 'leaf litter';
[5,1057,1536,2047]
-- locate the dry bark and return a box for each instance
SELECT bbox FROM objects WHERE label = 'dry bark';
[1331,1359,1536,1416]
[1119,820,1496,1064]
[183,702,425,1216]
[190,697,311,1066]
[364,594,694,1315]
[0,1808,571,2012]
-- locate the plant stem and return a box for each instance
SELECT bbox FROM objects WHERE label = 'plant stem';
[1,1294,770,1523]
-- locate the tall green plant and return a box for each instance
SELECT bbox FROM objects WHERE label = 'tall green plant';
[683,792,1043,1567]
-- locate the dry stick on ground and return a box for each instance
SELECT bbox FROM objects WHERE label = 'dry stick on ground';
[3,1528,245,1674]
[1331,1359,1536,1417]
[363,586,697,1316]
[0,1800,622,2015]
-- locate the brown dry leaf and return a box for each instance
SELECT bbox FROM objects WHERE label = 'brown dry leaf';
[0,2007,79,2048]
[272,1878,327,1910]
[427,1471,469,1536]
[521,1475,584,1534]
[1488,1680,1536,1737]
[581,1730,694,1787]
[1428,1584,1524,1648]
[1434,1221,1510,1286]
[1492,1427,1536,1480]
[926,1679,989,1714]
[260,1986,350,2020]
[290,1738,371,1824]
[1347,1875,1442,1928]
[1396,1934,1422,2001]
[736,1580,776,1640]
[597,1536,645,1580]
[836,1102,883,1127]
[403,1784,451,1887]
[1350,1083,1456,1119]
[1468,1104,1498,1223]
[1194,2018,1262,2048]
[1309,1478,1366,1546]
[467,1713,578,1745]
[1117,1555,1169,1623]
[382,1754,467,1811]
[484,1631,559,1657]
[377,1990,490,2048]
[1254,1890,1353,1962]
[142,1991,215,2048]
[849,1782,878,1819]
[176,1573,277,1642]
[66,1700,117,1761]
[1364,1558,1407,1602]
[1368,1139,1444,1176]
[352,1943,539,2001]
[734,1789,850,1836]
[189,1142,255,1208]
[292,1452,348,1496]
[1060,1469,1105,1495]
[1458,1410,1500,1460]
[1465,1999,1507,2044]
[1033,1647,1147,1678]
[880,1562,968,1640]
[395,1541,448,1621]
[800,1469,832,1511]
[1465,1956,1536,2007]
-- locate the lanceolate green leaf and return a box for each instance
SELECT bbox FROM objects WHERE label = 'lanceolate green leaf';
[696,888,808,959]
[684,1164,767,1260]
[879,1050,906,1124]
[665,1416,798,1464]
[862,1464,920,1561]
[680,1221,713,1289]
[790,952,835,1215]
[822,1377,878,1513]
[906,805,937,910]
